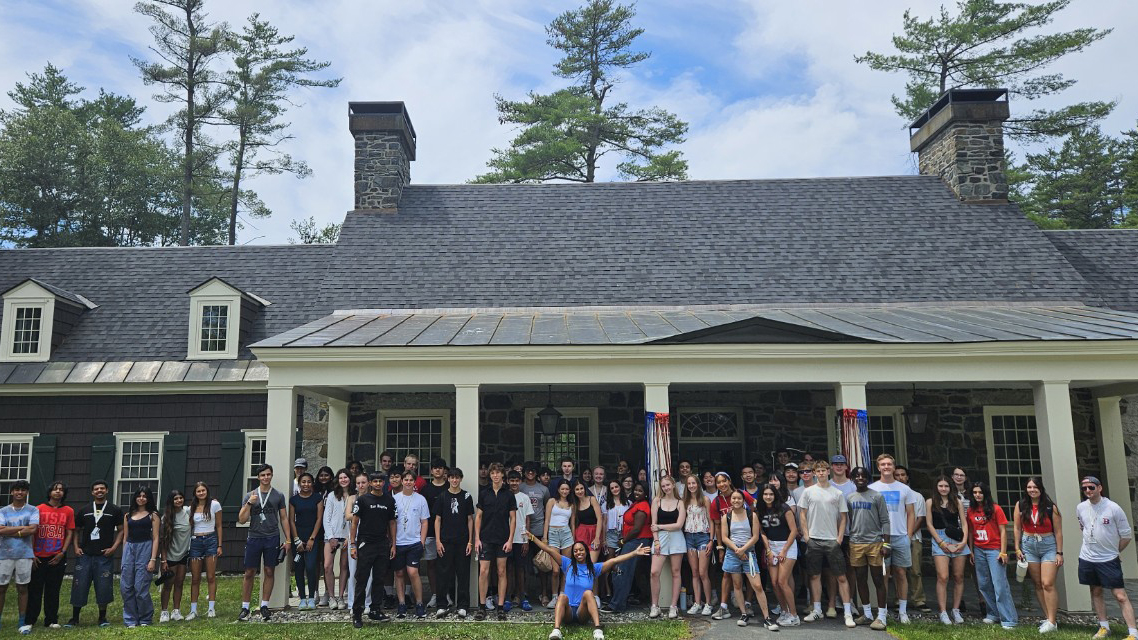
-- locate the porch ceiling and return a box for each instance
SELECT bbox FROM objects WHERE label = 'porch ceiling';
[250,303,1138,348]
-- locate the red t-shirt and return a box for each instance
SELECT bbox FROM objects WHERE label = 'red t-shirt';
[1021,504,1054,535]
[710,492,755,522]
[33,504,76,558]
[968,504,1008,550]
[622,501,652,540]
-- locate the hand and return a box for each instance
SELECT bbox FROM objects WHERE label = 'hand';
[882,544,892,558]
[216,547,223,558]
[147,559,156,572]
[778,553,788,564]
[283,541,292,552]
[389,546,396,560]
[161,560,169,572]
[465,542,473,557]
[75,548,85,557]
[969,553,975,566]
[102,548,115,557]
[633,545,651,557]
[247,493,259,505]
[1056,554,1064,567]
[350,546,358,560]
[476,540,483,554]
[650,524,659,532]
[437,541,446,557]
[1016,550,1024,562]
[503,541,513,553]
[998,553,1008,566]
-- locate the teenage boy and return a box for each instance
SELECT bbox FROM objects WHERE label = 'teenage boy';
[783,463,800,494]
[676,460,693,497]
[741,465,761,503]
[507,470,534,611]
[549,457,577,498]
[752,461,767,484]
[478,462,490,489]
[67,480,123,628]
[827,455,857,618]
[793,463,815,504]
[392,470,430,619]
[1077,476,1137,640]
[238,463,291,622]
[349,472,396,628]
[868,453,918,624]
[292,458,308,496]
[830,456,855,496]
[28,481,75,629]
[895,465,928,612]
[420,458,449,609]
[0,480,40,635]
[797,460,854,628]
[378,451,395,477]
[434,468,475,618]
[776,449,791,469]
[475,462,517,621]
[521,463,551,605]
[846,466,890,631]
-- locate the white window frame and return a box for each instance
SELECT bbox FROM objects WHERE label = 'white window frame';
[0,433,37,503]
[825,406,907,467]
[187,279,243,360]
[983,406,1039,515]
[238,429,267,528]
[524,407,600,470]
[114,431,168,508]
[676,407,745,444]
[378,410,451,475]
[1,282,56,362]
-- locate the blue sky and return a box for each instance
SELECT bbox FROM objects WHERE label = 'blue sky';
[1,0,1135,244]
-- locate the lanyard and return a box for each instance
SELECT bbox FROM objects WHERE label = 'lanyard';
[1030,504,1040,525]
[257,488,271,513]
[92,501,106,523]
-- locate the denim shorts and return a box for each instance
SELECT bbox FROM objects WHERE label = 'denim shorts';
[1020,533,1057,564]
[606,528,621,551]
[931,529,971,558]
[684,531,711,552]
[547,526,574,550]
[723,548,760,576]
[190,534,218,560]
[884,534,912,568]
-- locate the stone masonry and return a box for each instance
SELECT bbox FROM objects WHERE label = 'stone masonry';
[353,132,411,209]
[916,121,1009,202]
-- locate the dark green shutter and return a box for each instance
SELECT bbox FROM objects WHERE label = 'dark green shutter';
[161,434,188,508]
[218,432,246,509]
[89,434,117,489]
[28,435,57,503]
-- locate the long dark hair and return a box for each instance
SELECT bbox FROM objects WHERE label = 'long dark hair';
[567,541,596,580]
[190,482,214,520]
[767,472,790,504]
[606,481,627,510]
[1017,476,1055,523]
[131,486,157,515]
[315,466,335,495]
[931,476,959,515]
[160,489,185,551]
[755,483,786,519]
[970,481,995,520]
[332,468,351,501]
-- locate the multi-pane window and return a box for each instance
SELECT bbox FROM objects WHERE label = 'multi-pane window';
[678,410,741,441]
[0,440,32,505]
[382,416,444,476]
[246,435,267,492]
[988,412,1041,514]
[534,415,591,472]
[116,437,162,507]
[867,415,898,464]
[12,307,42,354]
[199,305,229,353]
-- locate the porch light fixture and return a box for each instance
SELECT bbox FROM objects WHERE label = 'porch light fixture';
[903,384,931,434]
[537,385,562,436]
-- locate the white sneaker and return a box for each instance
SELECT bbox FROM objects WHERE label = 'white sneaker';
[899,612,911,625]
[1039,620,1058,633]
[207,609,216,618]
[802,610,824,623]
[701,604,713,616]
[318,595,329,607]
[784,615,802,627]
[486,596,496,611]
[49,624,61,629]
[940,611,952,625]
[545,595,557,610]
[982,616,996,624]
[668,606,678,619]
[185,611,197,621]
[711,607,731,620]
[593,629,605,640]
[845,614,856,628]
[549,629,563,640]
[457,609,467,618]
[18,625,32,635]
[159,611,171,623]
[171,610,183,621]
[427,594,437,608]
[952,609,964,624]
[687,602,702,615]
[648,605,661,618]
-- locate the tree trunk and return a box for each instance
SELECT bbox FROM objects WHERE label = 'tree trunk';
[180,2,195,247]
[228,135,246,245]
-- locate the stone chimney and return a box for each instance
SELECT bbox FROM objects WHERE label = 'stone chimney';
[909,89,1009,203]
[348,102,416,211]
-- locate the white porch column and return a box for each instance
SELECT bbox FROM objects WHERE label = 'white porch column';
[643,383,671,608]
[455,384,480,609]
[326,398,349,470]
[1095,396,1138,575]
[1033,381,1091,613]
[265,385,298,609]
[834,382,867,411]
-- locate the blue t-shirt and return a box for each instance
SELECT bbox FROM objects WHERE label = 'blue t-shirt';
[560,555,604,608]
[0,504,40,559]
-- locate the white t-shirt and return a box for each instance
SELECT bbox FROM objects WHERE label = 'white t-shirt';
[868,479,919,537]
[512,492,534,543]
[191,500,223,535]
[1077,497,1133,563]
[798,484,848,541]
[830,479,856,497]
[392,491,430,546]
[791,486,806,505]
[910,489,926,541]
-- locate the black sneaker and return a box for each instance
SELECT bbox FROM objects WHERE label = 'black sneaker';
[237,608,251,622]
[497,608,508,621]
[260,605,271,621]
[600,605,616,614]
[368,610,388,621]
[353,617,364,629]
[474,608,486,621]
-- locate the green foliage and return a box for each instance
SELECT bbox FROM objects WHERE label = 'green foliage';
[218,14,340,245]
[474,0,687,183]
[856,0,1114,141]
[289,216,341,244]
[1016,126,1129,229]
[0,65,188,247]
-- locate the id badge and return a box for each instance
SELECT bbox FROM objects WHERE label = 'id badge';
[90,527,101,541]
[260,512,267,522]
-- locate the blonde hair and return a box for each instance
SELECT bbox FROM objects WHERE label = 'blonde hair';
[682,474,709,510]
[656,475,680,501]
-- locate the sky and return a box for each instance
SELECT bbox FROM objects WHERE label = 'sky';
[1,0,1135,245]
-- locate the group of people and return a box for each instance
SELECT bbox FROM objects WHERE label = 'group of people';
[0,448,1134,639]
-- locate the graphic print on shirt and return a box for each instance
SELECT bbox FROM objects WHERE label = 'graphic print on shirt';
[451,497,460,515]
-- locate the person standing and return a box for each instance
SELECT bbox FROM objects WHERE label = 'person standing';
[603,482,652,614]
[158,489,192,622]
[120,487,159,628]
[0,480,40,635]
[345,473,374,615]
[758,482,799,627]
[475,463,516,621]
[649,475,687,619]
[66,480,122,628]
[549,458,577,499]
[967,482,1017,629]
[292,458,308,496]
[186,482,222,620]
[827,455,857,619]
[349,472,396,628]
[323,469,352,609]
[506,470,534,612]
[392,470,430,619]
[740,466,761,503]
[420,458,449,610]
[846,466,890,630]
[521,462,552,606]
[868,453,918,624]
[434,467,474,618]
[895,465,928,612]
[926,476,969,626]
[289,473,325,610]
[719,490,778,630]
[1013,476,1063,634]
[682,475,713,617]
[1076,476,1136,640]
[402,454,428,492]
[237,464,292,622]
[797,460,854,628]
[27,481,74,630]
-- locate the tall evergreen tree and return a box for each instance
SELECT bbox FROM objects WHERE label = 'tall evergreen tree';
[1017,126,1127,229]
[856,0,1113,141]
[474,0,687,183]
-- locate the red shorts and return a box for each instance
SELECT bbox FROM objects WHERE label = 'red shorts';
[574,524,598,548]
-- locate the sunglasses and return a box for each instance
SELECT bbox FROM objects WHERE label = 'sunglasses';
[1082,485,1097,491]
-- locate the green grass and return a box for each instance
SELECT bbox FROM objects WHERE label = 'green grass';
[0,575,690,639]
[890,620,1130,639]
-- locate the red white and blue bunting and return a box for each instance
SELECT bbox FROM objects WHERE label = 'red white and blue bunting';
[645,411,671,486]
[839,408,870,469]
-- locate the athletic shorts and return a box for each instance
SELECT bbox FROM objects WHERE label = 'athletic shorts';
[804,539,845,575]
[1078,557,1124,589]
[422,536,439,561]
[0,558,33,585]
[392,543,424,571]
[478,542,509,562]
[243,536,280,569]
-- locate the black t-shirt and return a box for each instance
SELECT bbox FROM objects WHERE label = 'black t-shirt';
[420,481,447,538]
[434,489,475,544]
[760,505,795,542]
[477,485,517,545]
[352,492,396,544]
[75,501,124,555]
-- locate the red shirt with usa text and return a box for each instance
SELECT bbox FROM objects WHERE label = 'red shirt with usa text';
[33,503,76,558]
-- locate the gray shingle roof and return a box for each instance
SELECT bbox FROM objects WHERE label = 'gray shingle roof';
[1045,230,1138,313]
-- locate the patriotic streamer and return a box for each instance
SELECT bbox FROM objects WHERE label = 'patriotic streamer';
[645,412,671,486]
[838,409,870,469]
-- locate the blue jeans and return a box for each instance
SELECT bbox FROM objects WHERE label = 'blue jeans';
[974,547,1017,627]
[71,554,114,608]
[294,545,322,600]
[608,538,649,612]
[120,540,155,626]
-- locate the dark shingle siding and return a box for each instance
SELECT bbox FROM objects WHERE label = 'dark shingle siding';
[1045,230,1138,312]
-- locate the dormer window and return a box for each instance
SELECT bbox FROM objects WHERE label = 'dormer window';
[12,307,44,354]
[2,279,94,363]
[187,278,269,360]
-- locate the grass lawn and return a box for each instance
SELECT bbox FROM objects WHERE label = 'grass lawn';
[0,574,690,639]
[890,620,1131,639]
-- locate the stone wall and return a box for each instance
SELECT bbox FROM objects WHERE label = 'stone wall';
[353,131,410,209]
[300,393,329,469]
[916,120,1008,202]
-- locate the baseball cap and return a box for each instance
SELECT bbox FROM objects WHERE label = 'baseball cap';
[830,455,848,464]
[294,458,308,468]
[1082,476,1101,486]
[784,462,799,470]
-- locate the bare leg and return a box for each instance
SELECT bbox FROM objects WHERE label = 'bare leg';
[776,559,798,617]
[338,547,350,599]
[478,561,490,606]
[241,568,256,603]
[686,550,703,605]
[189,558,203,605]
[870,564,886,610]
[933,556,949,613]
[1039,561,1058,624]
[892,566,908,605]
[553,593,568,628]
[669,554,683,607]
[495,558,508,606]
[1112,587,1136,630]
[395,570,407,605]
[649,554,665,607]
[950,556,965,611]
[1027,563,1046,615]
[407,567,422,604]
[172,564,187,610]
[746,573,771,618]
[730,574,747,613]
[580,590,601,627]
[323,542,336,599]
[205,555,218,602]
[261,566,275,604]
[699,549,712,606]
[855,565,872,609]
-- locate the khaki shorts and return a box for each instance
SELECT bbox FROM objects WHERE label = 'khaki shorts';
[849,541,884,568]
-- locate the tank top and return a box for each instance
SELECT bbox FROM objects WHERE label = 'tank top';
[576,501,598,526]
[729,512,752,547]
[684,503,710,533]
[127,513,153,543]
[931,505,961,531]
[1022,503,1054,534]
[656,505,679,526]
[549,502,572,528]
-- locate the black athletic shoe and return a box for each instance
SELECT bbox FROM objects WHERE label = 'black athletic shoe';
[353,617,364,629]
[237,608,251,622]
[474,608,486,621]
[497,608,508,621]
[368,610,388,621]
[260,605,271,621]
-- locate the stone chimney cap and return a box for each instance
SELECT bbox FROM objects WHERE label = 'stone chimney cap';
[348,101,416,160]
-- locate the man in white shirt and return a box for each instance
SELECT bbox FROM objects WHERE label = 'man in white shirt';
[868,453,918,624]
[895,465,928,612]
[826,455,857,620]
[391,471,431,619]
[1076,476,1136,640]
[798,461,854,628]
[507,470,534,611]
